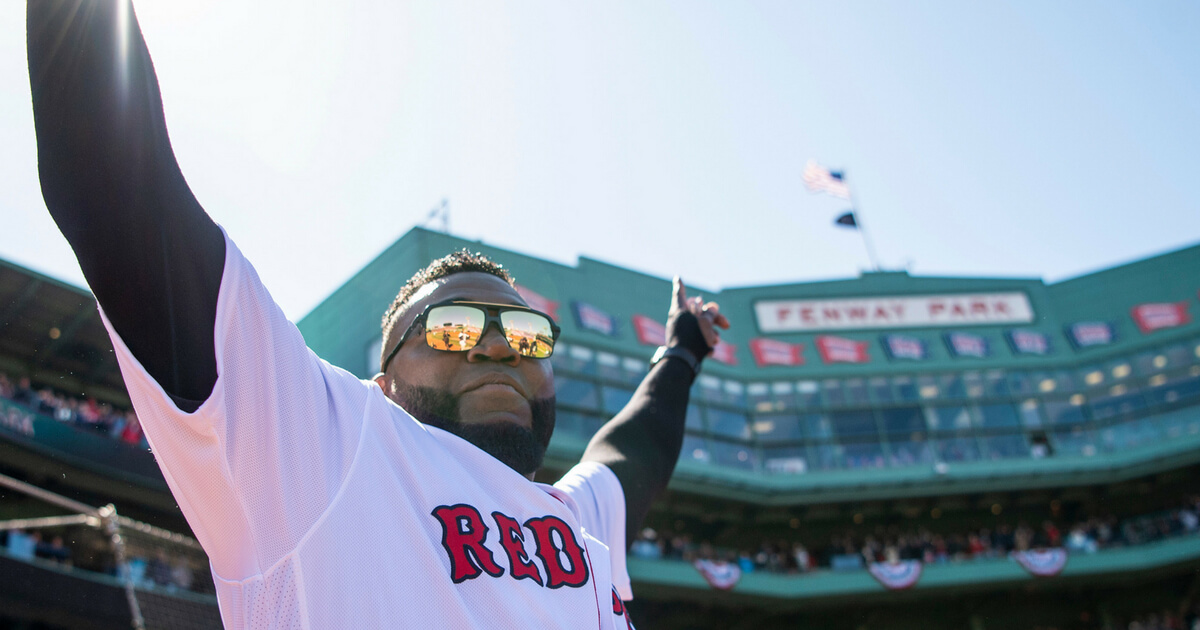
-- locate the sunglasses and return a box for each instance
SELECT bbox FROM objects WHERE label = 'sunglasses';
[381,300,562,372]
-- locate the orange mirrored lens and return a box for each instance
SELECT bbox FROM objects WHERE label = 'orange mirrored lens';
[425,305,484,351]
[501,311,554,358]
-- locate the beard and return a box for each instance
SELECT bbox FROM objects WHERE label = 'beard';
[389,381,555,476]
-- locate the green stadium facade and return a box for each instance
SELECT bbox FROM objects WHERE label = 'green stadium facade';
[297,228,1200,628]
[1,229,1198,629]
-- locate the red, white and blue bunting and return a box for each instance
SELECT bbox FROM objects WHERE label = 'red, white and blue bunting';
[1011,548,1068,577]
[868,560,923,591]
[693,559,742,591]
[749,338,805,367]
[815,335,870,364]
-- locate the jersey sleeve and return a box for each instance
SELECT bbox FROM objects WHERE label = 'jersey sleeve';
[100,230,371,581]
[553,461,632,600]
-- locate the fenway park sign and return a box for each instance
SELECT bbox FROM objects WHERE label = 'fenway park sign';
[755,292,1034,332]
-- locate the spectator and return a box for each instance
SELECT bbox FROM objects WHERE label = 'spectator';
[147,549,172,587]
[171,555,195,591]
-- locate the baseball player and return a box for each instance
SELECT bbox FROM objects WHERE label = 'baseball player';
[26,1,729,628]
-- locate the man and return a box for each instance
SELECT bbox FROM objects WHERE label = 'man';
[26,1,729,628]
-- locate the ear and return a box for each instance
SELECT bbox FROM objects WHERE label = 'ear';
[372,373,388,391]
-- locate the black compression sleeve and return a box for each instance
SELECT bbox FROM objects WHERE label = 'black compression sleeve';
[581,311,710,546]
[28,0,224,409]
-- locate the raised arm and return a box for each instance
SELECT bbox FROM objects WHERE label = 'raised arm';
[27,0,224,409]
[581,278,729,545]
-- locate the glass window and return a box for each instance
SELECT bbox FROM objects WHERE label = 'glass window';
[803,414,833,439]
[917,375,939,400]
[870,377,894,403]
[555,377,599,409]
[829,410,878,438]
[620,357,647,384]
[1019,399,1043,428]
[1008,372,1033,396]
[1089,388,1147,420]
[1147,373,1200,406]
[1133,352,1158,376]
[711,440,756,470]
[881,406,924,437]
[985,370,1010,397]
[1044,398,1087,426]
[963,371,984,398]
[941,373,967,399]
[796,381,821,408]
[708,408,750,440]
[601,386,634,414]
[1053,370,1077,393]
[1165,343,1191,368]
[936,436,980,462]
[753,413,804,443]
[926,406,973,431]
[980,434,1029,460]
[811,441,843,471]
[1158,406,1200,440]
[762,446,808,474]
[844,379,869,405]
[554,410,586,438]
[978,404,1019,428]
[685,404,704,431]
[842,440,886,469]
[1099,418,1161,451]
[888,437,934,467]
[559,344,597,375]
[822,380,845,407]
[721,380,746,407]
[894,377,919,402]
[680,434,710,464]
[696,375,723,404]
[596,351,622,380]
[1051,425,1097,457]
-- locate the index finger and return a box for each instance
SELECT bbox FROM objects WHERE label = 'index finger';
[672,276,688,312]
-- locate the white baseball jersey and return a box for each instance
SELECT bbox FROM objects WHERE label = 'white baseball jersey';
[99,232,636,629]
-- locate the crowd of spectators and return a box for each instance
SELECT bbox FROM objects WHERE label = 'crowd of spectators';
[631,496,1200,575]
[0,371,146,448]
[3,527,206,594]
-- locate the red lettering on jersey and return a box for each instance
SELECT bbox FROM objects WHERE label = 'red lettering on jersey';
[492,511,544,586]
[525,515,591,589]
[431,504,505,583]
[612,587,635,629]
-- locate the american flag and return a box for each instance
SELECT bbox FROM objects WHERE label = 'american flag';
[803,160,851,199]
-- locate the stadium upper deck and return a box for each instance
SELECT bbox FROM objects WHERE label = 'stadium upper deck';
[300,229,1200,502]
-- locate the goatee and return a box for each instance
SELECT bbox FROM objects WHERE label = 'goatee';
[389,381,555,476]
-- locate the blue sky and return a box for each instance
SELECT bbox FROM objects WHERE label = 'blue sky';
[1,0,1198,319]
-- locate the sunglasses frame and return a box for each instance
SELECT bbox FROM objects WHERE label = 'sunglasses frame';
[381,299,562,373]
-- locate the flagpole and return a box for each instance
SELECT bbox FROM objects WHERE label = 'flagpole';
[847,183,881,272]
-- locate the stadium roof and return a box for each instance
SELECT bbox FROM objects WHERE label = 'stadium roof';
[0,257,127,405]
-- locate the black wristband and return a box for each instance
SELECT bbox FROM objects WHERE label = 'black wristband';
[665,310,712,364]
[650,345,700,378]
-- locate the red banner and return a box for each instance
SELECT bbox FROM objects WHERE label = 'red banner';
[815,335,869,364]
[513,284,559,322]
[631,314,667,346]
[711,341,738,365]
[1131,302,1190,333]
[749,338,805,367]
